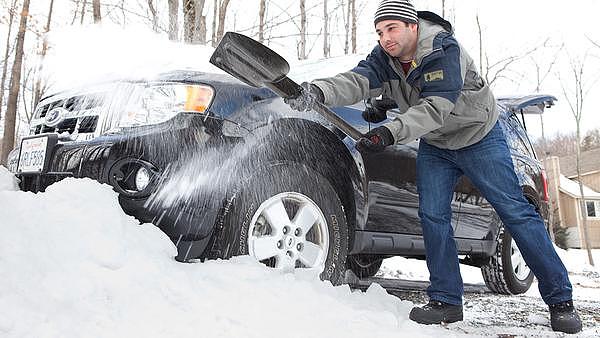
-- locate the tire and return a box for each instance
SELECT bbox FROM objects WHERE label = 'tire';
[346,254,383,278]
[215,163,349,285]
[481,227,534,294]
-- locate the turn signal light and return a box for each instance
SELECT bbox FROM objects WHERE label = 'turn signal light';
[184,85,214,112]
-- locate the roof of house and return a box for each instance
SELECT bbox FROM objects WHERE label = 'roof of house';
[559,174,600,199]
[559,147,600,177]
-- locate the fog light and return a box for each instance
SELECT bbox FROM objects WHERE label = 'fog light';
[135,166,150,191]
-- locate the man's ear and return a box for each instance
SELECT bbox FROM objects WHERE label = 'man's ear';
[409,23,418,32]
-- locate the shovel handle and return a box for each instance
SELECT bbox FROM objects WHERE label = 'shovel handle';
[311,102,364,141]
[266,77,364,141]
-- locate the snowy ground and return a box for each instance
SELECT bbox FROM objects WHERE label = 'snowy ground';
[1,166,598,338]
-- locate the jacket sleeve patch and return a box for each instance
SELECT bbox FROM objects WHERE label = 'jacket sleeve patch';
[424,70,444,82]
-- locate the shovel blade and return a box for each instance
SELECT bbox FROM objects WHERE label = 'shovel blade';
[210,32,290,88]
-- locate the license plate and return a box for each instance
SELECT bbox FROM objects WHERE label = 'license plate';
[17,135,50,173]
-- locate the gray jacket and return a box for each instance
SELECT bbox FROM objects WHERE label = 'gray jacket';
[312,12,498,150]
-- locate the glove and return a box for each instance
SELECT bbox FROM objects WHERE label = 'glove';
[284,82,325,112]
[356,126,395,153]
[362,106,387,123]
[362,97,397,123]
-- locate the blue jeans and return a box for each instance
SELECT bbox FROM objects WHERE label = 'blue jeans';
[416,121,572,306]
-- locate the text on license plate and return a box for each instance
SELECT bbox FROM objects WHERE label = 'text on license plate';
[18,136,49,173]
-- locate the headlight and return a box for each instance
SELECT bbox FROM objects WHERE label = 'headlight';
[114,83,214,129]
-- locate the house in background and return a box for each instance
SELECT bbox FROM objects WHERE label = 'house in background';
[544,148,600,248]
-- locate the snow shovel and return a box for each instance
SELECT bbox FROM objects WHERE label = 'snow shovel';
[209,32,363,141]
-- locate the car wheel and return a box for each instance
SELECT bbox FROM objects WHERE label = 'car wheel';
[216,163,349,285]
[346,254,383,278]
[481,226,534,294]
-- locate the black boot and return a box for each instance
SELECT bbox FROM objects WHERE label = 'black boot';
[549,300,582,334]
[409,300,463,325]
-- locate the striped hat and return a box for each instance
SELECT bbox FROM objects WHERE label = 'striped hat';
[374,0,418,26]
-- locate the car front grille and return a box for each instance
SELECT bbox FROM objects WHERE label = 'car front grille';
[33,95,103,137]
[34,116,99,135]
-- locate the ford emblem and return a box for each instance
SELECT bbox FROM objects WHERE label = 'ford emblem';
[44,107,67,127]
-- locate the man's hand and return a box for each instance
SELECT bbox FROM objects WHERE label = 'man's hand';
[284,82,325,112]
[356,126,395,153]
[362,106,387,123]
[362,97,397,123]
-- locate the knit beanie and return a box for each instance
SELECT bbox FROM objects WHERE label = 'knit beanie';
[374,0,418,26]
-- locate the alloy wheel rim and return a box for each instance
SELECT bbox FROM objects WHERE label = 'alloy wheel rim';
[247,192,329,272]
[510,240,531,280]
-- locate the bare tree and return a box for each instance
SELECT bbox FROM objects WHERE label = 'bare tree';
[147,0,158,32]
[533,131,578,158]
[298,0,307,59]
[168,0,178,41]
[0,0,19,121]
[581,128,600,151]
[33,0,55,107]
[323,0,329,58]
[529,41,564,160]
[351,0,357,53]
[558,51,597,266]
[215,0,232,45]
[476,14,547,88]
[2,0,31,165]
[92,0,101,23]
[71,0,81,25]
[80,0,87,24]
[183,0,207,44]
[258,0,267,43]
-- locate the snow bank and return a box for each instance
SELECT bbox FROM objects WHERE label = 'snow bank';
[0,177,461,338]
[0,166,19,191]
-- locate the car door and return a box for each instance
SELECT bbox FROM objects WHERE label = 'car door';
[335,103,466,235]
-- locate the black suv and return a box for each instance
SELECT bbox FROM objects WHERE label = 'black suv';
[7,69,552,295]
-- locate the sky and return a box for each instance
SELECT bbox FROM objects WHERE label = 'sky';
[1,167,599,337]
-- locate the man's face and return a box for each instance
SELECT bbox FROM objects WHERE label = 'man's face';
[375,20,418,60]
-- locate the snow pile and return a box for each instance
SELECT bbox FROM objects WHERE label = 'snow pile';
[0,166,19,191]
[0,175,461,338]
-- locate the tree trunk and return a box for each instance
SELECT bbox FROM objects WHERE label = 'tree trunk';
[71,0,81,25]
[476,14,484,79]
[343,0,350,54]
[350,0,356,54]
[1,0,30,165]
[0,0,18,121]
[183,0,207,44]
[168,0,178,41]
[80,0,87,24]
[298,0,307,60]
[323,0,329,58]
[147,0,158,32]
[211,0,217,46]
[215,0,231,46]
[441,0,445,17]
[34,0,54,107]
[258,0,266,43]
[576,126,595,266]
[92,0,101,23]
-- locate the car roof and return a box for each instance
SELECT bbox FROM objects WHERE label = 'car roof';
[496,94,557,114]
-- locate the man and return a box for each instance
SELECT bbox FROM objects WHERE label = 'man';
[286,0,582,334]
